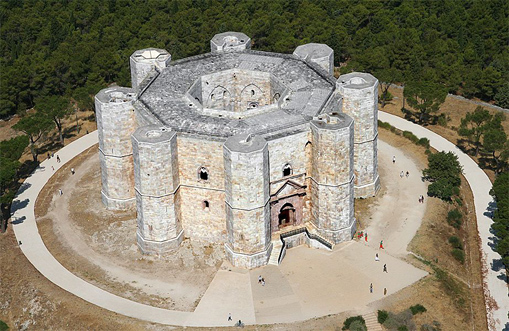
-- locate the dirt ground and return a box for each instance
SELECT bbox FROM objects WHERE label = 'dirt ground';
[382,86,508,182]
[0,129,486,331]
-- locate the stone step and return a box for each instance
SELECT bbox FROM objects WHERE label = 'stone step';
[362,312,383,331]
[268,241,283,265]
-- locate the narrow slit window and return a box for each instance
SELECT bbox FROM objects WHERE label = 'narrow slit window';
[199,167,209,181]
[283,164,292,177]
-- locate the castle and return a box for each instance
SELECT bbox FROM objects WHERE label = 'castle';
[95,32,380,269]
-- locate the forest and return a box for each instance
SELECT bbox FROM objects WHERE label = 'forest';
[1,0,509,119]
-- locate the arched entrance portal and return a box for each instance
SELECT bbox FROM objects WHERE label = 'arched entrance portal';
[278,203,296,228]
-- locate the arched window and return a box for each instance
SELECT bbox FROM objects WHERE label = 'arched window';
[198,167,209,181]
[283,164,292,177]
[251,89,255,96]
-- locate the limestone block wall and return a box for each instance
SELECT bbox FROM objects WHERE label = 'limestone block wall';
[309,113,355,243]
[95,87,137,210]
[224,133,271,268]
[176,136,226,241]
[131,126,182,254]
[130,48,171,92]
[337,72,380,198]
[267,131,308,191]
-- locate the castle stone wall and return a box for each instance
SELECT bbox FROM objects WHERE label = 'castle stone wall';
[224,134,271,268]
[132,126,182,254]
[337,72,379,198]
[130,48,171,92]
[96,87,137,210]
[310,113,355,243]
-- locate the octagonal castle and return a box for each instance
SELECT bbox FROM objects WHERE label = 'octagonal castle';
[96,32,380,269]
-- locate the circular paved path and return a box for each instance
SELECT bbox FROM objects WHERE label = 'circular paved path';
[10,111,508,329]
[378,112,508,331]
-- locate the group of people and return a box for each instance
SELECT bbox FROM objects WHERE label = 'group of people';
[418,195,425,203]
[372,244,388,296]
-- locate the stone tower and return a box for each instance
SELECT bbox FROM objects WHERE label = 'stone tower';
[95,87,137,210]
[223,133,272,268]
[130,48,171,92]
[309,113,355,243]
[337,72,380,198]
[293,43,334,75]
[131,125,183,254]
[210,32,251,52]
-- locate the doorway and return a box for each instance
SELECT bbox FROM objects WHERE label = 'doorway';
[278,203,295,228]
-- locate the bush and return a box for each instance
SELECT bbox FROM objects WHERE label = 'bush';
[403,130,419,143]
[342,316,365,330]
[383,310,415,331]
[410,304,427,315]
[398,326,409,331]
[348,320,367,331]
[378,310,389,324]
[437,114,448,127]
[448,236,463,250]
[0,320,7,331]
[417,137,430,148]
[447,209,462,229]
[451,248,465,264]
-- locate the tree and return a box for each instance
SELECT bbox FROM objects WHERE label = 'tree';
[0,135,29,232]
[494,83,509,109]
[423,151,462,201]
[458,106,492,156]
[12,112,53,162]
[483,126,509,173]
[490,172,509,268]
[374,67,402,108]
[404,81,447,124]
[36,96,72,144]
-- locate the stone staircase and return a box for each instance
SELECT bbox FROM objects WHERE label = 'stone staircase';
[362,312,383,331]
[268,240,283,265]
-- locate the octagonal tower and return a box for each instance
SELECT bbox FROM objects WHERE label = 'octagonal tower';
[210,32,251,52]
[130,48,171,92]
[337,72,380,198]
[293,43,334,75]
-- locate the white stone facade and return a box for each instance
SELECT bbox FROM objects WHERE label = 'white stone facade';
[95,32,379,269]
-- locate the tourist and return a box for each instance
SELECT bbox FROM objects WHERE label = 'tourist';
[258,275,262,284]
[56,155,61,163]
[51,166,54,171]
[384,288,387,295]
[365,232,368,242]
[392,155,396,164]
[58,189,63,196]
[400,171,404,178]
[406,171,409,178]
[228,313,232,321]
[71,168,75,175]
[379,240,384,249]
[383,264,387,273]
[47,152,51,159]
[261,278,265,286]
[375,253,380,261]
[370,283,373,293]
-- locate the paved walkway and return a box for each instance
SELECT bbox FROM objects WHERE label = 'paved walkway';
[379,111,509,331]
[10,111,507,328]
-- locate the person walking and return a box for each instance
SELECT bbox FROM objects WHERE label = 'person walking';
[258,275,262,284]
[383,264,388,273]
[365,232,368,242]
[58,189,63,196]
[71,168,75,175]
[400,171,404,178]
[370,283,373,293]
[380,240,384,249]
[392,155,396,164]
[406,171,409,178]
[56,155,60,163]
[384,288,387,295]
[375,253,380,261]
[228,313,232,321]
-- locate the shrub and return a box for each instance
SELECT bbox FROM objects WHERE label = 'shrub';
[342,316,365,330]
[437,114,448,127]
[451,248,465,264]
[398,326,409,331]
[448,236,463,250]
[0,320,8,331]
[383,310,415,331]
[447,209,462,229]
[403,130,419,143]
[410,304,427,315]
[348,320,367,331]
[417,137,430,148]
[378,310,389,324]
